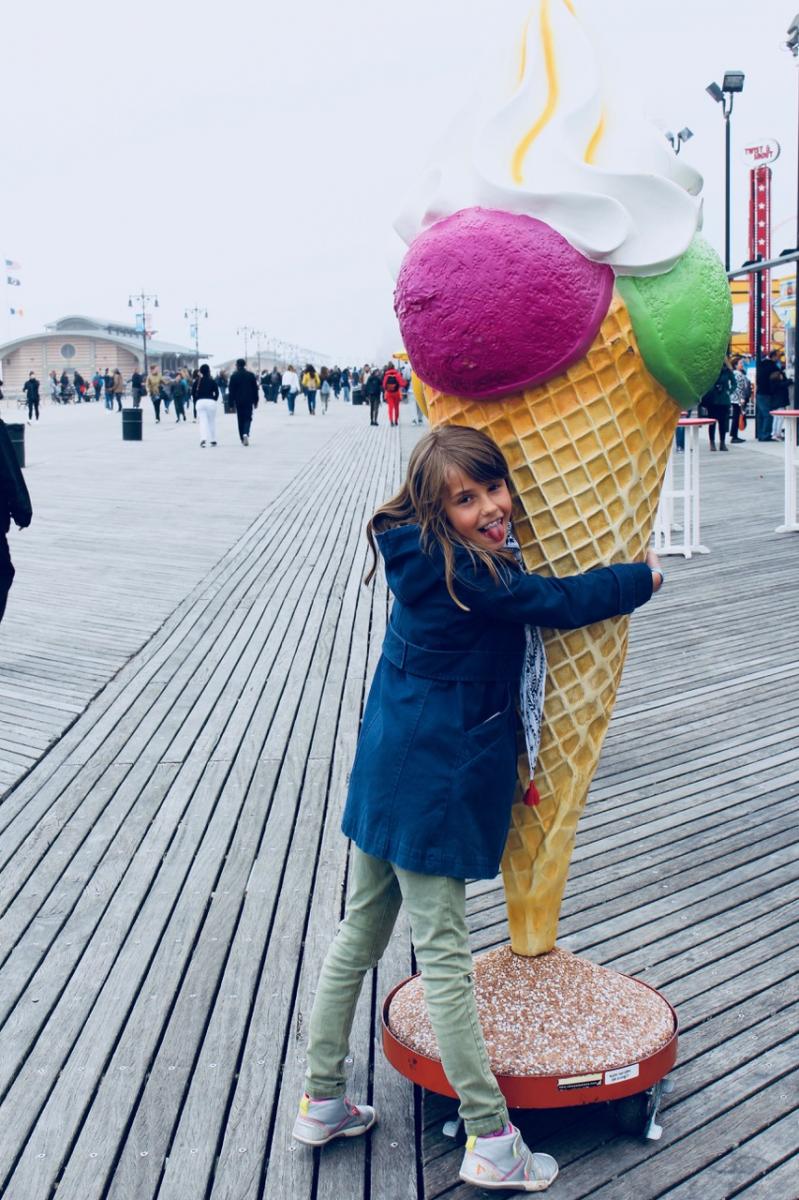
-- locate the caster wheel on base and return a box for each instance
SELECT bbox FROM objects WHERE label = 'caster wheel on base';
[611,1077,673,1141]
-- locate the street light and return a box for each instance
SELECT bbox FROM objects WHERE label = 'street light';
[184,306,207,368]
[665,127,693,155]
[128,291,159,374]
[251,330,266,377]
[236,325,254,363]
[707,70,746,271]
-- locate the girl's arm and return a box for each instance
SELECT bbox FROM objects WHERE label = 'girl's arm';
[454,554,655,628]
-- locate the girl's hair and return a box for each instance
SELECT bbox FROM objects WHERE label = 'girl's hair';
[199,362,211,378]
[365,425,516,610]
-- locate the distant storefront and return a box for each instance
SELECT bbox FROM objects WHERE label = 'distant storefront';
[0,314,206,395]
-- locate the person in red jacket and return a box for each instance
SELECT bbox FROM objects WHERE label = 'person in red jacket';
[382,364,404,426]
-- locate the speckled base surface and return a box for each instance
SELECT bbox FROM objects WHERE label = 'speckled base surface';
[388,946,675,1078]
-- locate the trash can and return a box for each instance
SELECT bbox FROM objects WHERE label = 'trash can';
[6,422,25,468]
[122,408,143,441]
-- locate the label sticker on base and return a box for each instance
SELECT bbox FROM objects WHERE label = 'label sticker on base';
[605,1064,640,1086]
[557,1073,603,1091]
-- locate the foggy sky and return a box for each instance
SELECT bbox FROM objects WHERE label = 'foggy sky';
[3,0,798,364]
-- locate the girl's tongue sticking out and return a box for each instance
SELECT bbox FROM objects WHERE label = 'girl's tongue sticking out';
[482,518,506,545]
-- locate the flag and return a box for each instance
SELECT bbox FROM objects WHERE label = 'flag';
[7,276,21,286]
[4,259,21,269]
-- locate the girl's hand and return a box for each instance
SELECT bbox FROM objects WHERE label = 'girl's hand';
[646,549,664,592]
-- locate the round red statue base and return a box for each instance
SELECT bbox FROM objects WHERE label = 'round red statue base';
[382,946,677,1115]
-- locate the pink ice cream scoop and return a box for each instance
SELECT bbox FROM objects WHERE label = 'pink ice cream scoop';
[394,207,614,400]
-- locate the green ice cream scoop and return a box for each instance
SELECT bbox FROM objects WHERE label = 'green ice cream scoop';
[616,235,732,409]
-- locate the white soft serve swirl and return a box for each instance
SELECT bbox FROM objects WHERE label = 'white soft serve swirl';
[394,0,702,278]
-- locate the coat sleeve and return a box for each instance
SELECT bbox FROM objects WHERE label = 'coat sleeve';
[0,423,32,529]
[453,554,653,629]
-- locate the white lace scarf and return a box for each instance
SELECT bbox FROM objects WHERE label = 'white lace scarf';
[505,525,547,805]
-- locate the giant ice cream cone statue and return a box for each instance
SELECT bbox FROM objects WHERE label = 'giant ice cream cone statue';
[394,0,732,956]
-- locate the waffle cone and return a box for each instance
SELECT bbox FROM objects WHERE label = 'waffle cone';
[422,295,680,955]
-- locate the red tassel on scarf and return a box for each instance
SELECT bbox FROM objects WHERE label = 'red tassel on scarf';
[523,781,540,807]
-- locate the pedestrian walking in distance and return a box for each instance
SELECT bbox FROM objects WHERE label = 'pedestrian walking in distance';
[22,372,41,423]
[146,365,164,422]
[382,363,404,427]
[302,365,321,415]
[130,368,144,409]
[112,368,125,412]
[172,373,189,422]
[192,363,220,447]
[319,367,332,414]
[364,367,382,426]
[0,415,33,624]
[282,365,300,415]
[229,357,259,446]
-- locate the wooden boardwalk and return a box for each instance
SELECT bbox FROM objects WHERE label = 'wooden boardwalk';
[0,404,797,1200]
[0,399,356,792]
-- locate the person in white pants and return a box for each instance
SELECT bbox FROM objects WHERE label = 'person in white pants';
[191,363,220,446]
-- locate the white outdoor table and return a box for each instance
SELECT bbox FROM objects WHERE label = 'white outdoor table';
[771,409,799,532]
[653,418,715,559]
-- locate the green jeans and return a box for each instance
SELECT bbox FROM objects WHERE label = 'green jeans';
[304,846,509,1136]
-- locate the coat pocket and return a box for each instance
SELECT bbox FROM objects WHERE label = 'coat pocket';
[461,690,513,758]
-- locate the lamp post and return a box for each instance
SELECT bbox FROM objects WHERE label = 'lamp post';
[706,72,745,272]
[252,330,265,377]
[665,127,693,155]
[128,290,159,374]
[184,305,207,368]
[236,325,254,364]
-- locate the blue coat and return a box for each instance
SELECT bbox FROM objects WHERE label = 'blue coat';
[341,525,654,880]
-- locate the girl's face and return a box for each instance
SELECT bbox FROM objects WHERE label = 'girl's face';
[442,469,513,548]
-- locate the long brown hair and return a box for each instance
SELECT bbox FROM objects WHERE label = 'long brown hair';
[365,425,517,610]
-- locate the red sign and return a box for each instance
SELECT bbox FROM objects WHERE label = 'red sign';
[748,165,772,356]
[743,140,780,167]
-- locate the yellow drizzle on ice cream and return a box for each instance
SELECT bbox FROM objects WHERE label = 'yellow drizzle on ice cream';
[518,14,531,85]
[512,0,558,184]
[584,111,605,163]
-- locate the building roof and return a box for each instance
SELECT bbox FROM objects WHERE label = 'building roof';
[0,314,210,360]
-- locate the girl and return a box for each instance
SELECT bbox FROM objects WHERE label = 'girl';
[293,426,662,1192]
[319,366,331,414]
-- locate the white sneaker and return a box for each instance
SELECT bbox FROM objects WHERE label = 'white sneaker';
[459,1125,558,1192]
[292,1094,377,1147]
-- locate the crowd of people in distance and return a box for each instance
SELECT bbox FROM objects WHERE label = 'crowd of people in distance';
[19,358,420,427]
[250,361,417,424]
[13,349,795,454]
[680,349,793,452]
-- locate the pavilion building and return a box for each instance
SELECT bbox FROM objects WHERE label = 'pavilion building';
[0,315,206,396]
